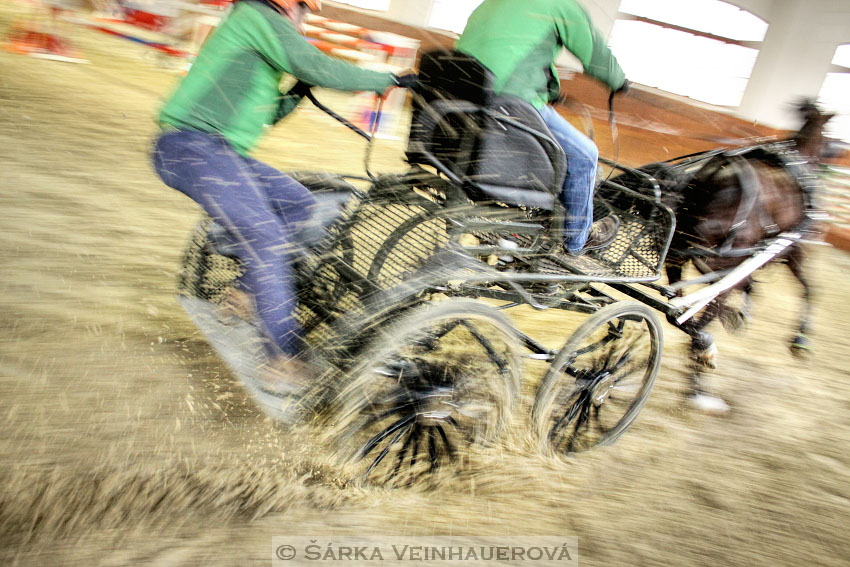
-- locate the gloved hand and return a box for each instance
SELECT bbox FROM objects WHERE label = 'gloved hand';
[614,79,630,96]
[288,81,313,98]
[392,72,419,89]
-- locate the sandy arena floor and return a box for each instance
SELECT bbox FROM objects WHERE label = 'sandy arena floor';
[1,6,849,566]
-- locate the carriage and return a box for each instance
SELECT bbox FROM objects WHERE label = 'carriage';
[175,51,823,484]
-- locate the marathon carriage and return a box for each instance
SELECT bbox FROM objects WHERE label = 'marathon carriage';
[176,51,808,485]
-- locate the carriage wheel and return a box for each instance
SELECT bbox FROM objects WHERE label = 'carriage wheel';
[533,302,662,455]
[325,300,521,486]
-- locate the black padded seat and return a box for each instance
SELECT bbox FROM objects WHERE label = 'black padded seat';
[407,50,566,210]
[473,182,557,210]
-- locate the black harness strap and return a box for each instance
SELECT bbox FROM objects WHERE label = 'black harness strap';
[669,141,821,260]
[717,154,773,252]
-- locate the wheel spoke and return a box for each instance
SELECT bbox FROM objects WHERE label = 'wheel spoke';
[598,327,635,371]
[607,348,651,397]
[610,382,641,394]
[564,402,594,453]
[387,423,416,482]
[428,428,439,471]
[361,400,415,430]
[408,425,422,475]
[359,414,415,460]
[599,333,619,369]
[570,333,617,360]
[460,320,510,374]
[589,404,614,436]
[550,390,586,445]
[411,321,460,351]
[611,358,649,388]
[363,423,411,480]
[606,349,632,374]
[436,424,456,458]
[572,399,592,437]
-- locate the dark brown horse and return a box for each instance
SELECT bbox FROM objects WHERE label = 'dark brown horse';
[616,100,833,405]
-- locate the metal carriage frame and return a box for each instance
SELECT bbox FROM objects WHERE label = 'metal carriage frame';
[176,50,821,485]
[250,163,675,482]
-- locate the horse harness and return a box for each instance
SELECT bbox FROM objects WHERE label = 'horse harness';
[661,141,821,259]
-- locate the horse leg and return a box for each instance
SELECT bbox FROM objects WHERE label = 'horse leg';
[685,298,723,370]
[786,245,813,356]
[665,258,719,367]
[665,261,684,294]
[720,277,754,332]
[740,278,755,322]
[679,298,730,413]
[666,259,729,412]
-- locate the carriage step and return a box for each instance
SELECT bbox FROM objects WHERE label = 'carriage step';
[176,295,310,424]
[462,245,538,256]
[456,219,545,234]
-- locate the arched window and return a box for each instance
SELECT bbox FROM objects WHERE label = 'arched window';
[819,44,850,143]
[608,0,767,107]
[427,0,483,34]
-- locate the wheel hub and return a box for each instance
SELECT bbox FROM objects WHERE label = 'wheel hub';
[414,386,455,425]
[590,372,615,406]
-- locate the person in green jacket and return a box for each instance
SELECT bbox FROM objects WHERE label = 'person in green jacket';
[456,0,628,254]
[151,0,415,402]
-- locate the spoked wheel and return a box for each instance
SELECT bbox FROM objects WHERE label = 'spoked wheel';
[533,302,662,456]
[326,300,522,486]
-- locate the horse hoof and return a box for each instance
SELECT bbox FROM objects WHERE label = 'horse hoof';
[789,335,812,358]
[688,393,731,415]
[692,343,719,369]
[720,308,748,332]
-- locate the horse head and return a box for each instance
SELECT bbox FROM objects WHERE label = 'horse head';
[791,99,835,162]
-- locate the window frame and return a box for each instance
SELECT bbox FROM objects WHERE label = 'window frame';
[610,6,767,108]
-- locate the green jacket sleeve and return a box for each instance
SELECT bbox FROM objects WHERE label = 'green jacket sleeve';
[247,3,395,94]
[553,2,626,91]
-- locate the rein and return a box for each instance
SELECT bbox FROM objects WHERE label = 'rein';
[605,90,620,182]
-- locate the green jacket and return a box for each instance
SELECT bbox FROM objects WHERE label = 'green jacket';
[456,0,626,108]
[158,0,395,154]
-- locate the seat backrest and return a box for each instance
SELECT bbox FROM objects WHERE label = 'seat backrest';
[414,49,495,107]
[406,50,566,209]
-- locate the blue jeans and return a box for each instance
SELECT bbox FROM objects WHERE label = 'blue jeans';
[152,129,316,358]
[537,105,598,253]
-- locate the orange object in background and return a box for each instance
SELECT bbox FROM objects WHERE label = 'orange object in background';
[823,224,850,253]
[2,1,88,63]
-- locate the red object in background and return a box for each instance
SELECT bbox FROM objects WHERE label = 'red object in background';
[2,24,87,62]
[121,8,171,32]
[84,22,192,57]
